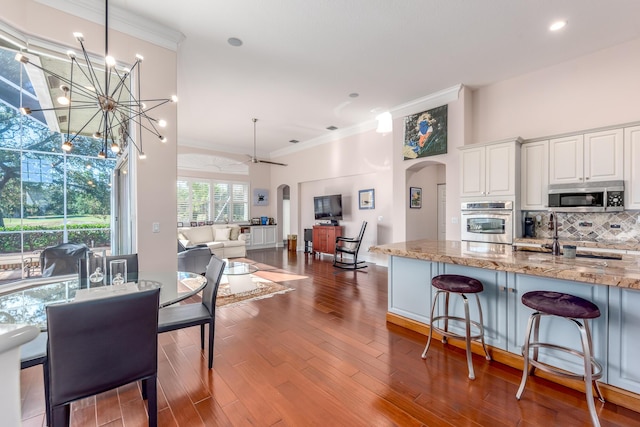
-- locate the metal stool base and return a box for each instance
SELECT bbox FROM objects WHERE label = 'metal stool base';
[516,312,604,427]
[422,289,491,380]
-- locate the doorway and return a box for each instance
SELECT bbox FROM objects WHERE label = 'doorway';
[277,185,291,247]
[437,184,446,240]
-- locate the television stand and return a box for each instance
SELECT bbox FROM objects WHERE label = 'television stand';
[312,225,343,257]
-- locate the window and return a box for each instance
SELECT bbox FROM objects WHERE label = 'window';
[0,24,116,282]
[177,178,248,223]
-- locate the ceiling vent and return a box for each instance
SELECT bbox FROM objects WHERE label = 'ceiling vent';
[326,126,338,131]
[289,139,299,143]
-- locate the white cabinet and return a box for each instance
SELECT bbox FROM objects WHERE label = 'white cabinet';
[460,139,521,198]
[624,126,640,209]
[247,225,277,249]
[520,140,549,210]
[608,287,640,394]
[549,129,623,185]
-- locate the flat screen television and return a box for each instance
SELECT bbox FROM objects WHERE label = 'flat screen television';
[314,194,343,223]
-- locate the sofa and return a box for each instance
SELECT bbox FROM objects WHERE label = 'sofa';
[178,224,247,258]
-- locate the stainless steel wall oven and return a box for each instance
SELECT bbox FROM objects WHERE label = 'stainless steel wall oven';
[461,201,514,245]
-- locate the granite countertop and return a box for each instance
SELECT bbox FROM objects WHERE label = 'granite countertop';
[513,237,640,252]
[370,240,640,290]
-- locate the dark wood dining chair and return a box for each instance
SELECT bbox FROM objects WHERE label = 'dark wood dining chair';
[158,255,226,369]
[333,221,368,270]
[46,288,160,426]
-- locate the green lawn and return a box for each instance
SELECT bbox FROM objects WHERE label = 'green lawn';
[2,215,111,227]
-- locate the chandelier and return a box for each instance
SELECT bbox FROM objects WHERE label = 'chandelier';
[14,0,176,159]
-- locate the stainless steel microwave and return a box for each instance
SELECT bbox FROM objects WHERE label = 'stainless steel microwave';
[548,180,624,212]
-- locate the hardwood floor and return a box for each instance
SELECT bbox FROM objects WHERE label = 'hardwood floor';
[20,248,640,426]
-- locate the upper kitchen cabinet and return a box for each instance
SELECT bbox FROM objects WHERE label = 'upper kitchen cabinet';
[549,129,623,185]
[624,126,640,209]
[520,140,549,210]
[460,139,522,198]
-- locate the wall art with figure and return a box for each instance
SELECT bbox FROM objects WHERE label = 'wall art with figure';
[403,104,448,160]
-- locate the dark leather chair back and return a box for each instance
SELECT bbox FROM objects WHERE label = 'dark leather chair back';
[203,255,226,315]
[40,243,90,277]
[178,246,212,275]
[46,288,160,426]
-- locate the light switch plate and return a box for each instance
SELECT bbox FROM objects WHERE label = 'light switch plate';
[152,222,160,233]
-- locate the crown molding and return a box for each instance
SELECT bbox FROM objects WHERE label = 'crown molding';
[35,0,184,51]
[389,84,462,119]
[270,84,463,158]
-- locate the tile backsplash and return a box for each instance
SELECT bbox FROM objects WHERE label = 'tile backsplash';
[523,211,640,243]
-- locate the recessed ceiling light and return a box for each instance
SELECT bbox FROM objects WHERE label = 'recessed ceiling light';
[289,139,299,143]
[348,93,359,98]
[227,37,243,47]
[326,126,338,131]
[549,20,567,32]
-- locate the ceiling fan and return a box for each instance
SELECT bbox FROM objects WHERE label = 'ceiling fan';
[247,118,287,166]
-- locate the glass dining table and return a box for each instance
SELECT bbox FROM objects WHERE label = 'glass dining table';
[0,272,207,330]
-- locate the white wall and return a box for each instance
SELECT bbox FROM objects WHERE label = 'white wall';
[299,174,382,263]
[472,38,640,144]
[270,128,394,265]
[5,0,179,272]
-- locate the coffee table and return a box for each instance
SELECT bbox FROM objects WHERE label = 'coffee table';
[223,261,258,294]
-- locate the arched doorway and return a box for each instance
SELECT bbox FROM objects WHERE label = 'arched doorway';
[405,161,446,241]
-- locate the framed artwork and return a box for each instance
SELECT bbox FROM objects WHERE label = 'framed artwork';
[403,104,448,160]
[253,188,269,206]
[409,187,422,209]
[177,222,184,227]
[359,189,375,210]
[190,221,198,227]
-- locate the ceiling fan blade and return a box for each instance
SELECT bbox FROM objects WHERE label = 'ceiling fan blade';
[248,118,286,165]
[257,159,287,166]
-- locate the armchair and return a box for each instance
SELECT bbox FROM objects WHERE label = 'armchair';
[178,244,212,275]
[333,221,368,270]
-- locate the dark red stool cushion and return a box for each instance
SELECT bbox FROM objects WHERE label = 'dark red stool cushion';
[431,274,483,294]
[521,291,600,319]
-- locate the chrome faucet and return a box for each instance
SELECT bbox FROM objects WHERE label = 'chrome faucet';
[549,212,560,256]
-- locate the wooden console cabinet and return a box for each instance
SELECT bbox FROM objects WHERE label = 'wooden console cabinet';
[312,225,342,256]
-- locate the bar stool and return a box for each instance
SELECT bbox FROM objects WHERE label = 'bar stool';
[516,291,604,427]
[421,274,491,380]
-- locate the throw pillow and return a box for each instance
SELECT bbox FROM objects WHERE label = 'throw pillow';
[229,226,240,240]
[215,227,231,241]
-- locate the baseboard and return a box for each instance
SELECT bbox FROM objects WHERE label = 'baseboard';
[386,312,640,413]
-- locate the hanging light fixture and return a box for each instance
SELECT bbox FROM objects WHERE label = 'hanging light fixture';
[14,0,177,159]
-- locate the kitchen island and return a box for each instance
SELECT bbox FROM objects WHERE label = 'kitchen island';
[370,240,640,411]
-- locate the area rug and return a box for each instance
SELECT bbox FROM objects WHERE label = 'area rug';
[215,259,306,308]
